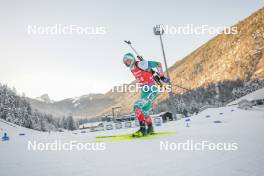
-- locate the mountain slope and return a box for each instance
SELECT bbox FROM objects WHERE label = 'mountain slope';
[27,93,119,118]
[169,7,264,90]
[35,94,54,104]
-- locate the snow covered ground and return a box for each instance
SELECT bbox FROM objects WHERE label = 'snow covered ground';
[228,87,264,105]
[1,95,264,176]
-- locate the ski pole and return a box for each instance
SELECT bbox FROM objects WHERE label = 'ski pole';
[124,40,144,61]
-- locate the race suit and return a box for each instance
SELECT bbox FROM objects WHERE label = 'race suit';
[130,60,164,125]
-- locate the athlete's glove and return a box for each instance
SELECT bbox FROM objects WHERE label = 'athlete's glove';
[160,76,170,83]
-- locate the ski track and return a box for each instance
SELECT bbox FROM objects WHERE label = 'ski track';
[0,105,264,176]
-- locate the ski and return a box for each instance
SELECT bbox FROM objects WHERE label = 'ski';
[95,131,176,142]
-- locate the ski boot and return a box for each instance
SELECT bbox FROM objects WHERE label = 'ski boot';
[147,124,155,135]
[132,121,147,137]
[145,116,155,135]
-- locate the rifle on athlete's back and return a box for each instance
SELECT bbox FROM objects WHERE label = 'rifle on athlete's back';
[124,40,164,87]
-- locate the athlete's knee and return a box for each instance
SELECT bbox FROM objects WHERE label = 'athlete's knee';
[134,108,145,122]
[145,116,152,125]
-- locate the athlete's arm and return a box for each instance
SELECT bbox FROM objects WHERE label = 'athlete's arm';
[137,60,164,77]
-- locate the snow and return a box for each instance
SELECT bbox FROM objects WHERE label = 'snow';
[228,87,264,105]
[71,96,81,107]
[72,96,81,104]
[74,102,80,107]
[72,95,94,107]
[35,97,45,102]
[79,122,103,129]
[35,94,54,104]
[1,92,264,176]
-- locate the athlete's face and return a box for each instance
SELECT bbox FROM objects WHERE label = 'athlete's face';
[124,59,132,67]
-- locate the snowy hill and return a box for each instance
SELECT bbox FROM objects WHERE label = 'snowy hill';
[228,87,264,105]
[27,93,116,118]
[35,94,54,104]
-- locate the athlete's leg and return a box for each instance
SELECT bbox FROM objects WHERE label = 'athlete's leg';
[142,85,159,123]
[134,99,149,122]
[139,85,159,134]
[133,98,149,136]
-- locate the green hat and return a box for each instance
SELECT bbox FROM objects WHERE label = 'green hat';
[123,53,136,68]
